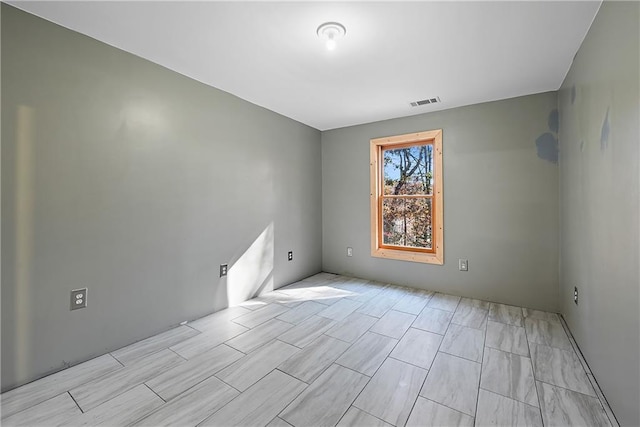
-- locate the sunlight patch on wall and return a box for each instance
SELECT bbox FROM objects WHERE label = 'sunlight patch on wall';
[226,223,274,306]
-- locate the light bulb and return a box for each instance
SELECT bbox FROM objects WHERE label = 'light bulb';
[317,22,346,52]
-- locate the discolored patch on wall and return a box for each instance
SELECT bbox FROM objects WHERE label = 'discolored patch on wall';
[580,140,585,152]
[536,133,558,163]
[535,109,559,163]
[600,107,610,150]
[571,85,576,105]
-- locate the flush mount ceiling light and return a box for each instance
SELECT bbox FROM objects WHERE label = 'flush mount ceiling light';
[317,22,346,51]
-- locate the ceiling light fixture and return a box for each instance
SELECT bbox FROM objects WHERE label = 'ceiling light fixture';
[317,22,346,51]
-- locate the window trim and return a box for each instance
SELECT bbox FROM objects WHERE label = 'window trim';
[370,129,444,265]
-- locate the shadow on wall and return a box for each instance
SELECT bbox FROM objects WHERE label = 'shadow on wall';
[225,222,275,307]
[535,109,559,163]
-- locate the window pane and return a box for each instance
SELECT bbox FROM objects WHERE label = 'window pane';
[382,197,432,249]
[383,144,433,195]
[405,198,432,249]
[382,198,405,246]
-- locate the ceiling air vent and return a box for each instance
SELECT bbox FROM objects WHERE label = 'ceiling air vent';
[410,97,441,107]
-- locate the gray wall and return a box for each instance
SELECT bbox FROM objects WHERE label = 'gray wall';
[558,2,640,425]
[1,5,322,391]
[322,93,559,312]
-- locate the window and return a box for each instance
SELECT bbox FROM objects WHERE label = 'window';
[370,130,443,264]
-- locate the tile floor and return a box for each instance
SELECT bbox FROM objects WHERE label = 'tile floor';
[1,273,617,426]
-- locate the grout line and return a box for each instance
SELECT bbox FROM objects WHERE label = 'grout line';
[471,310,488,425]
[534,378,601,399]
[213,375,243,394]
[423,397,475,420]
[109,352,126,368]
[67,391,85,414]
[167,347,188,362]
[478,385,540,410]
[143,383,167,403]
[523,320,546,427]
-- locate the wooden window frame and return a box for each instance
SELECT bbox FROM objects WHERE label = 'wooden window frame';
[370,129,444,265]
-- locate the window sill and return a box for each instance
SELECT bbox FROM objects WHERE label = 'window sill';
[371,247,443,265]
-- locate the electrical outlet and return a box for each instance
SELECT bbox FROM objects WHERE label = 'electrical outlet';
[70,288,87,310]
[347,247,353,257]
[574,286,579,305]
[459,259,468,271]
[288,251,293,261]
[220,264,228,277]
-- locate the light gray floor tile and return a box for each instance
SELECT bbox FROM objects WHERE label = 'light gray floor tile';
[146,344,243,400]
[524,317,572,350]
[427,293,460,312]
[337,407,392,427]
[317,298,363,321]
[325,312,378,343]
[65,384,162,426]
[188,306,252,332]
[522,308,561,324]
[170,321,248,359]
[233,303,291,328]
[480,347,538,407]
[200,370,307,427]
[301,272,340,284]
[278,334,351,383]
[475,389,542,427]
[0,354,122,418]
[225,319,293,353]
[252,291,305,308]
[382,286,410,301]
[135,377,240,427]
[278,315,336,348]
[111,325,199,366]
[135,375,238,427]
[537,381,610,427]
[345,286,385,303]
[458,297,490,310]
[369,310,416,339]
[70,349,184,412]
[587,373,619,427]
[309,285,356,300]
[1,392,81,427]
[392,291,432,315]
[530,343,595,396]
[412,307,453,335]
[420,353,481,416]
[451,305,488,330]
[277,301,327,324]
[281,364,369,427]
[356,293,399,318]
[266,417,294,427]
[216,340,299,391]
[485,320,529,356]
[390,328,442,370]
[406,397,474,427]
[238,298,271,310]
[336,332,398,376]
[489,303,524,327]
[440,324,485,362]
[354,358,428,426]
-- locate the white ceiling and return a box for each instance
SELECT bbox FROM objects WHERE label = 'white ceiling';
[9,1,601,131]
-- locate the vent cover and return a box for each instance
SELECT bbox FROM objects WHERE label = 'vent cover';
[410,97,441,107]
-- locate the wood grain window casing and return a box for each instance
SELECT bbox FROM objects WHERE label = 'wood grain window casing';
[370,130,443,265]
